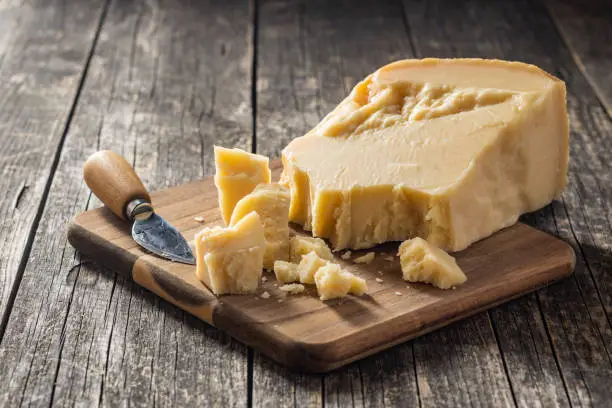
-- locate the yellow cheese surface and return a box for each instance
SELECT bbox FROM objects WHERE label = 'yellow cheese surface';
[297,251,328,284]
[289,235,333,263]
[214,146,271,225]
[273,260,299,283]
[281,58,569,251]
[398,237,466,289]
[230,184,290,269]
[194,211,265,295]
[314,263,368,301]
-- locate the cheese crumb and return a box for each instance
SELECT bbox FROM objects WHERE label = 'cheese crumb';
[385,256,395,261]
[298,251,328,284]
[273,260,299,283]
[261,291,271,299]
[290,236,333,263]
[194,216,206,223]
[354,252,375,264]
[394,291,402,296]
[375,277,384,283]
[341,251,352,260]
[279,283,306,295]
[261,276,268,282]
[314,263,368,300]
[399,237,467,289]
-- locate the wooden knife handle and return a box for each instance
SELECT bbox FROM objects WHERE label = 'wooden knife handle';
[83,150,151,221]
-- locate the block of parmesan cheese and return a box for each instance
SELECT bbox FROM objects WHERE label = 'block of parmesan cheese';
[281,58,569,251]
[230,184,290,269]
[214,146,271,225]
[195,211,265,295]
[399,237,466,289]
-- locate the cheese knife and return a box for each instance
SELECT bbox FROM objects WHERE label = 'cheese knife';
[83,150,195,265]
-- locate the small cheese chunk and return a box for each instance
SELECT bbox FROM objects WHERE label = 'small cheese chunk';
[230,184,290,269]
[354,252,375,264]
[398,237,467,289]
[214,146,271,225]
[281,58,569,251]
[314,263,368,300]
[195,211,265,295]
[297,251,328,284]
[289,235,333,263]
[274,260,299,284]
[279,283,305,294]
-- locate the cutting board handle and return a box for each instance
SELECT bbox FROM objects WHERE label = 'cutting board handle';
[83,150,152,221]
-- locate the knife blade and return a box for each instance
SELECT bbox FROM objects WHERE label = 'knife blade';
[83,150,196,265]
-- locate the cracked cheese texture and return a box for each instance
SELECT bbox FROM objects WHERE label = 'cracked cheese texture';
[297,251,328,284]
[230,184,290,269]
[274,260,299,283]
[281,58,569,251]
[398,237,466,289]
[214,146,271,225]
[289,235,333,263]
[195,211,265,295]
[314,263,368,300]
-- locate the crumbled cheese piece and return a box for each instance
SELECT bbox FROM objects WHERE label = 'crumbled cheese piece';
[399,237,467,289]
[273,260,299,283]
[261,276,268,282]
[297,251,328,284]
[394,291,402,296]
[314,263,368,300]
[385,256,395,261]
[375,278,384,283]
[290,235,333,263]
[279,283,306,295]
[354,252,375,264]
[261,291,271,299]
[194,216,206,223]
[341,251,352,260]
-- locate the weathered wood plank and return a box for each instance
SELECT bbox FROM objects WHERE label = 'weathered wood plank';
[0,0,253,406]
[0,0,107,336]
[404,0,612,406]
[545,0,612,116]
[255,0,514,407]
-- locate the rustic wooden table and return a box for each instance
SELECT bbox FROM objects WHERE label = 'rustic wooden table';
[0,0,610,406]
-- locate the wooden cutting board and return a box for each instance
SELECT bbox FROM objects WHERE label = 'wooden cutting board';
[68,160,575,373]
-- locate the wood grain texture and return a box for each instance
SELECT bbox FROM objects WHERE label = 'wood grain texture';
[0,0,107,336]
[545,0,612,116]
[403,0,612,406]
[69,161,574,373]
[0,0,252,406]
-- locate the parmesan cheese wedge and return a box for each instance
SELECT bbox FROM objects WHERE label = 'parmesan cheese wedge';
[281,58,569,251]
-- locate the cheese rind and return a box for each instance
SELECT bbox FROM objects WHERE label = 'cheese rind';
[289,235,333,263]
[195,211,265,295]
[398,237,466,289]
[314,263,368,300]
[230,184,290,269]
[281,58,569,251]
[214,146,271,225]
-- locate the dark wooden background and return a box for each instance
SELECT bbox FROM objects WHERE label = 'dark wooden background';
[0,0,610,406]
